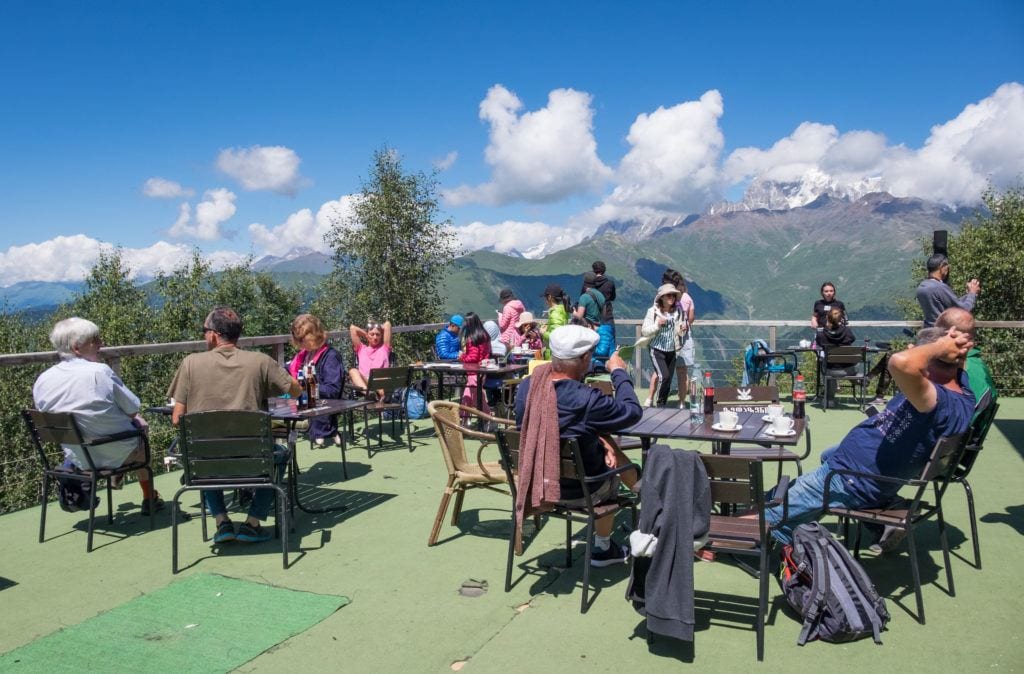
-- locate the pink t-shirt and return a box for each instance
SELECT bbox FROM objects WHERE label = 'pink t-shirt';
[356,343,392,379]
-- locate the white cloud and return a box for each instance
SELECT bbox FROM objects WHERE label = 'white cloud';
[248,195,359,256]
[724,121,838,185]
[168,188,237,241]
[452,220,589,258]
[433,151,458,171]
[0,236,246,287]
[443,85,612,206]
[723,82,1024,206]
[142,177,194,199]
[216,145,305,195]
[606,89,726,214]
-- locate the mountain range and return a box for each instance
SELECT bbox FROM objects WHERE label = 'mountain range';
[1,187,973,327]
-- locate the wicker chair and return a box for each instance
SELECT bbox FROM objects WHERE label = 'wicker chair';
[426,401,514,546]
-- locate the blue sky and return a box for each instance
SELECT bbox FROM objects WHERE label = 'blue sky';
[0,0,1021,284]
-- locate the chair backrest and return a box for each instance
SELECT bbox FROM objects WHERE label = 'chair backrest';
[699,454,768,540]
[918,432,968,485]
[956,390,998,478]
[716,385,779,404]
[179,410,274,484]
[495,429,585,504]
[824,345,866,368]
[367,366,411,398]
[22,409,92,472]
[428,401,469,474]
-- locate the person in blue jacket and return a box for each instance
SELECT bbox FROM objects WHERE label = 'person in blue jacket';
[434,314,463,360]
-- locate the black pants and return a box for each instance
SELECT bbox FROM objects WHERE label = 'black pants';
[650,347,676,406]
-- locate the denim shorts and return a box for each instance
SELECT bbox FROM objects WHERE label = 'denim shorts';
[764,460,862,544]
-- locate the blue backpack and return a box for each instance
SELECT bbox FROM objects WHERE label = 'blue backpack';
[742,339,795,386]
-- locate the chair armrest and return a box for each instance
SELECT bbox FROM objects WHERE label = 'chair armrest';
[90,428,146,445]
[581,460,640,485]
[822,467,921,507]
[767,475,790,524]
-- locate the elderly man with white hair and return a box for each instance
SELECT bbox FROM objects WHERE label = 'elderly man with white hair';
[32,317,160,512]
[514,324,642,566]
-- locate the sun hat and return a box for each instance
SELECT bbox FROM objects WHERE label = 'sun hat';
[655,283,681,301]
[449,314,464,327]
[549,325,599,359]
[515,311,536,328]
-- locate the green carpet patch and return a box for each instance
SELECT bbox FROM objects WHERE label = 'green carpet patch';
[1,573,349,672]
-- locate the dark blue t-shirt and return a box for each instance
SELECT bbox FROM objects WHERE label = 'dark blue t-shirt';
[828,370,974,505]
[515,368,642,497]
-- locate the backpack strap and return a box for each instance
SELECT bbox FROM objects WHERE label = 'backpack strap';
[796,535,829,646]
[826,536,888,643]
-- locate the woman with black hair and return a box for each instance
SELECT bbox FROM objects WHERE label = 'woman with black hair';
[540,283,571,356]
[458,311,492,414]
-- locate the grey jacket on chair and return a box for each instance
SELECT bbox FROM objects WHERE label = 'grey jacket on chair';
[627,444,711,641]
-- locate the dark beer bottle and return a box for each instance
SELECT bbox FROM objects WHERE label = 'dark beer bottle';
[297,368,308,410]
[308,364,319,408]
[702,371,715,415]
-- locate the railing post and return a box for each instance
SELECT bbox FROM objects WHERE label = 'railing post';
[106,356,121,376]
[768,325,777,351]
[272,343,285,367]
[634,322,643,384]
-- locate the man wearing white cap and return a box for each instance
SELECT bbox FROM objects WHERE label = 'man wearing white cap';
[514,324,642,566]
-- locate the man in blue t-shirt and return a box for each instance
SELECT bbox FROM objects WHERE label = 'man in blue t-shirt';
[762,325,975,546]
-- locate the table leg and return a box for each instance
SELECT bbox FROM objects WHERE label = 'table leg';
[287,422,349,514]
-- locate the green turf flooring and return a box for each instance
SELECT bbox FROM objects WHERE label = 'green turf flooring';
[0,573,348,673]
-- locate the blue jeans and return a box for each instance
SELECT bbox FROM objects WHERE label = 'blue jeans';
[202,444,289,521]
[764,457,863,544]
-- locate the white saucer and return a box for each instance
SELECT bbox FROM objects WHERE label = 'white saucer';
[711,423,742,432]
[765,428,797,437]
[761,414,776,422]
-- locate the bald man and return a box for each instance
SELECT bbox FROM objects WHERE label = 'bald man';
[935,307,997,415]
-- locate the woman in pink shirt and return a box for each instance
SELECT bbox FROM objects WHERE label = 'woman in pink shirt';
[348,320,392,394]
[458,312,492,414]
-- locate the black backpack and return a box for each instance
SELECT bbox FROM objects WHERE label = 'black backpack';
[780,522,890,645]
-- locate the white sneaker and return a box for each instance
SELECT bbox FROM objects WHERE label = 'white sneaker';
[643,397,653,407]
[868,526,907,554]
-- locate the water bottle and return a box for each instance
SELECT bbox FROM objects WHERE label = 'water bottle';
[793,373,806,419]
[689,375,704,425]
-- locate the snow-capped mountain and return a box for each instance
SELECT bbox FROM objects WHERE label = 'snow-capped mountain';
[709,169,885,214]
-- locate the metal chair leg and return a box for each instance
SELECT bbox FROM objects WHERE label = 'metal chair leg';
[906,528,925,624]
[937,506,955,596]
[581,524,593,614]
[963,479,981,568]
[106,479,114,524]
[565,518,573,567]
[39,476,49,544]
[504,516,516,592]
[86,476,98,552]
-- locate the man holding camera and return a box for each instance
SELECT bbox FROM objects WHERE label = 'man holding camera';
[916,253,981,327]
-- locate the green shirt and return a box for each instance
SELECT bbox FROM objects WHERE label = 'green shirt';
[964,347,997,419]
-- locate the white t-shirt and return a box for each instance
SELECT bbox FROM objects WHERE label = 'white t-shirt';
[33,358,141,469]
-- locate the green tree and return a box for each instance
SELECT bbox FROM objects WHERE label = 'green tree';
[318,148,460,361]
[910,185,1024,395]
[153,251,215,342]
[211,262,302,344]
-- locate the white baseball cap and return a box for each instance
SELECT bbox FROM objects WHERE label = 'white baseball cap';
[549,325,599,359]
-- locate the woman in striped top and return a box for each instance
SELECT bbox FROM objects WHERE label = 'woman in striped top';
[640,284,683,407]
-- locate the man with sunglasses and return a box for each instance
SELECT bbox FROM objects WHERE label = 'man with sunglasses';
[167,306,301,543]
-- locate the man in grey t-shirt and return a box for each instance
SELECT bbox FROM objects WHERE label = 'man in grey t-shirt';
[916,254,981,327]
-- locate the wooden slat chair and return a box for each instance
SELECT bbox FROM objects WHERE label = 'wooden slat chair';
[426,401,514,546]
[820,345,870,411]
[172,410,289,573]
[823,432,968,625]
[351,366,413,454]
[945,390,998,568]
[495,429,639,613]
[698,455,788,661]
[23,409,156,552]
[715,386,811,476]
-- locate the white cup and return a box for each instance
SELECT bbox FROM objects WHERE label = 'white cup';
[718,410,739,429]
[767,403,784,420]
[771,415,795,433]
